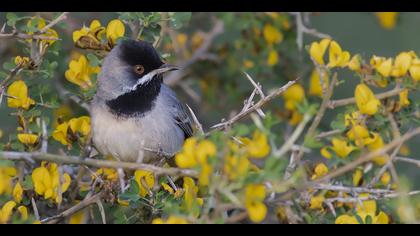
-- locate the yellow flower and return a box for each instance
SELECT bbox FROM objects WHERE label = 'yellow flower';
[0,201,16,224]
[330,138,355,158]
[346,125,376,147]
[309,195,325,210]
[353,169,363,186]
[52,122,69,146]
[288,110,303,126]
[245,184,267,223]
[14,56,30,67]
[309,69,329,98]
[391,52,413,77]
[17,133,39,146]
[320,147,332,159]
[0,167,17,196]
[282,83,305,110]
[106,19,125,46]
[69,210,86,224]
[7,80,36,110]
[17,206,28,221]
[355,84,381,116]
[191,32,204,50]
[134,170,155,197]
[32,162,72,203]
[72,19,105,43]
[175,138,198,168]
[176,33,188,48]
[69,116,91,136]
[240,130,271,158]
[370,56,393,77]
[267,50,279,66]
[375,12,399,30]
[327,40,350,68]
[309,38,331,65]
[409,58,420,81]
[344,111,362,127]
[367,133,389,165]
[95,168,118,181]
[381,172,391,185]
[399,89,410,107]
[243,60,255,69]
[152,215,189,224]
[311,163,329,180]
[224,155,250,180]
[13,182,23,203]
[336,194,389,224]
[348,55,361,72]
[263,24,283,45]
[65,55,100,90]
[182,177,203,211]
[27,17,58,46]
[0,129,3,139]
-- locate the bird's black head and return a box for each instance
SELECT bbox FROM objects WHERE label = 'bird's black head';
[118,39,164,82]
[97,39,177,117]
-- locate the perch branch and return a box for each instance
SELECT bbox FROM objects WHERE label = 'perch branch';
[0,151,198,177]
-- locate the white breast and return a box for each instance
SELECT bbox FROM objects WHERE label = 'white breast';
[91,101,184,163]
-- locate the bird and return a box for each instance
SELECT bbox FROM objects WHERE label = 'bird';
[90,39,193,164]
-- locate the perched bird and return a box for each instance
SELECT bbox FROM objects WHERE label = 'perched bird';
[90,39,193,164]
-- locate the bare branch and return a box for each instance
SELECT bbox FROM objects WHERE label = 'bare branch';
[0,151,198,177]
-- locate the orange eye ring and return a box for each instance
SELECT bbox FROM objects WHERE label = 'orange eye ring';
[134,65,145,75]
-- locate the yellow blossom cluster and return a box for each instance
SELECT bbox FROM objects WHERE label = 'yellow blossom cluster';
[65,55,100,90]
[52,116,91,146]
[32,162,72,204]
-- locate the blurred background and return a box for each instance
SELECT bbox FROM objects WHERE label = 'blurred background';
[0,12,418,184]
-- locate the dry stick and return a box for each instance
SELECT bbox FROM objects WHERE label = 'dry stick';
[278,127,420,202]
[368,113,402,187]
[165,20,224,86]
[0,32,59,41]
[284,74,337,179]
[274,111,312,158]
[0,151,198,177]
[186,104,204,135]
[317,127,420,183]
[37,12,69,34]
[315,129,342,140]
[42,191,104,224]
[394,156,420,167]
[289,12,331,51]
[325,190,420,204]
[327,87,405,109]
[210,79,299,132]
[312,183,394,194]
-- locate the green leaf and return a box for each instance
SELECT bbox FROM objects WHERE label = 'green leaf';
[23,175,33,189]
[6,13,18,26]
[86,53,101,67]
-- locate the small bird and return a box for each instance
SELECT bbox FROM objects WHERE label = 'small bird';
[90,39,193,164]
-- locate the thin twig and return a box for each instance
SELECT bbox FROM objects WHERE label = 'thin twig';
[327,87,404,109]
[210,79,299,132]
[42,191,104,224]
[0,151,198,177]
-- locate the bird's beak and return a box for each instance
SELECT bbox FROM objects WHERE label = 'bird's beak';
[155,64,179,74]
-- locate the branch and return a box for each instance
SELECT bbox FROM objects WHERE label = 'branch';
[37,12,69,35]
[41,191,104,224]
[210,79,299,132]
[289,12,331,51]
[0,151,198,177]
[316,127,420,183]
[327,87,405,109]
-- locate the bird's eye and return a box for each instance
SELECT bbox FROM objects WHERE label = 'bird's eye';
[134,65,145,75]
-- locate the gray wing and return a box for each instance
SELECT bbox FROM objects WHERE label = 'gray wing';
[161,85,194,139]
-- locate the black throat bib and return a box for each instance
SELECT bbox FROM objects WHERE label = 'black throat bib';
[106,77,162,118]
